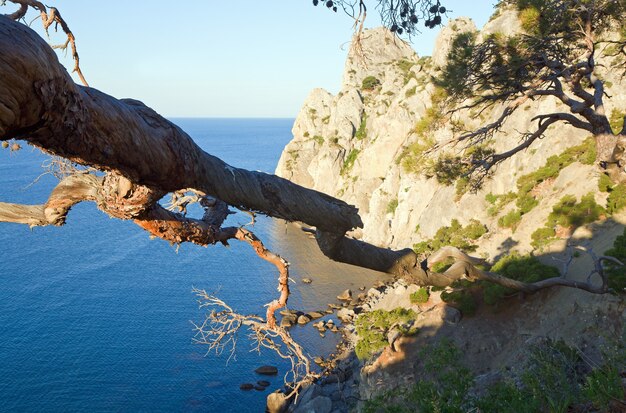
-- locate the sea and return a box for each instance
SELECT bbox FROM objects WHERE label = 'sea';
[0,118,384,412]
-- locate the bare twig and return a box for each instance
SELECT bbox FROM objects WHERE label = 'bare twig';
[6,0,88,86]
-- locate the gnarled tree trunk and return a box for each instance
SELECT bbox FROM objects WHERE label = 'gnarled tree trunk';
[0,12,613,314]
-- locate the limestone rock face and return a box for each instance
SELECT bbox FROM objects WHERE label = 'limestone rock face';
[342,27,418,90]
[276,16,626,260]
[432,17,477,68]
[478,7,522,41]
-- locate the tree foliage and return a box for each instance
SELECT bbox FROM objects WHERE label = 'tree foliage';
[436,0,626,184]
[311,0,450,36]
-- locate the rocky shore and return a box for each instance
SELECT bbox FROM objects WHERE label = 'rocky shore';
[266,277,463,413]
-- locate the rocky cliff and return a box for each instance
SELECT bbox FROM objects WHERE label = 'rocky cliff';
[274,9,626,412]
[275,9,626,262]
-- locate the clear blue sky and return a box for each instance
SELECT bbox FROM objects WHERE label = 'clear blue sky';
[10,1,496,117]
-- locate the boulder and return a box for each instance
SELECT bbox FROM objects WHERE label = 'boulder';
[257,380,270,387]
[266,391,289,413]
[297,314,312,325]
[240,383,254,391]
[294,396,333,413]
[302,278,313,284]
[308,311,325,320]
[280,314,296,328]
[337,308,355,322]
[337,289,352,301]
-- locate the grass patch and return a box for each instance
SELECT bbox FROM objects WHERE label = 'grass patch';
[490,137,597,222]
[362,339,473,413]
[398,137,435,174]
[363,335,626,413]
[386,198,399,214]
[395,59,416,85]
[311,135,324,145]
[609,108,625,134]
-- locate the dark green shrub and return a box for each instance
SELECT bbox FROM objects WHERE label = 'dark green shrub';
[531,226,557,249]
[548,194,604,227]
[603,228,626,292]
[413,219,487,255]
[355,308,417,360]
[606,184,626,214]
[441,288,477,316]
[582,365,624,410]
[484,253,559,307]
[362,76,381,90]
[531,193,604,249]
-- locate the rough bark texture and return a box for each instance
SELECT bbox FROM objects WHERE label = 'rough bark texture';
[0,14,613,302]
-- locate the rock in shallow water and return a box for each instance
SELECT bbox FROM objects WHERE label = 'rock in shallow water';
[337,289,352,301]
[240,383,254,390]
[255,365,278,375]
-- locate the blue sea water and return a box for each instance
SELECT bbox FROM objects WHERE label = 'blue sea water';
[0,118,383,412]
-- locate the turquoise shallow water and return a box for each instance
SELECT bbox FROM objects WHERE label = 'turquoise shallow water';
[0,118,382,412]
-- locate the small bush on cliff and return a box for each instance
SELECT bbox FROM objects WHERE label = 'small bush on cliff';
[414,219,487,255]
[600,173,626,215]
[341,149,360,175]
[362,76,381,90]
[355,308,417,360]
[490,137,596,222]
[531,193,604,249]
[410,287,430,304]
[609,108,625,134]
[355,112,368,140]
[441,285,478,316]
[498,210,522,230]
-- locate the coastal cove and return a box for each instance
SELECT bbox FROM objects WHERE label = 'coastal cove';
[0,118,383,412]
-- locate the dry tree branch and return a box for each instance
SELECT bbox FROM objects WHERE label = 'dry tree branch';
[191,288,318,396]
[5,0,88,86]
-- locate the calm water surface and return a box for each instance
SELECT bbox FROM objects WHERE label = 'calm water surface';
[0,118,383,412]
